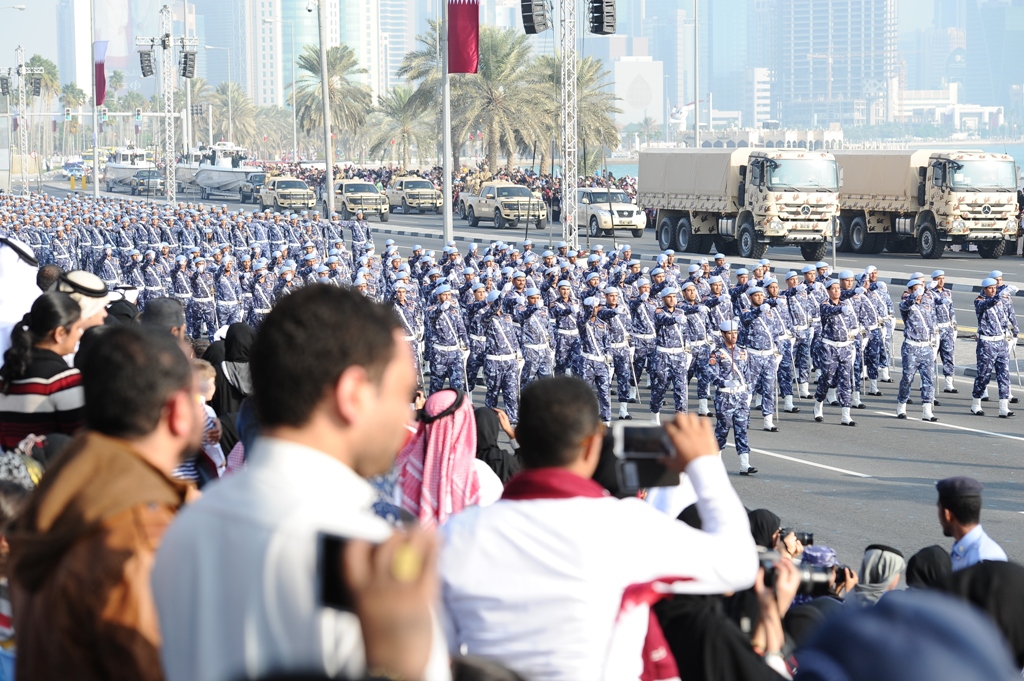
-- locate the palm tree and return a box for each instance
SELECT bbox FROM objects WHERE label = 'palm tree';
[397,19,443,112]
[27,55,59,156]
[175,77,212,148]
[109,70,125,97]
[365,85,433,168]
[454,27,544,172]
[247,106,293,159]
[293,44,372,141]
[211,82,256,144]
[59,83,87,153]
[638,115,661,144]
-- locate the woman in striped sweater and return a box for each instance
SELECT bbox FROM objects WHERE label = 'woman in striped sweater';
[0,293,86,450]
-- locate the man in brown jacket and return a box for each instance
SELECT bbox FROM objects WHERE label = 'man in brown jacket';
[7,326,204,681]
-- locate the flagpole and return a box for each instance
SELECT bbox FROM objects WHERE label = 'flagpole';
[441,0,453,243]
[90,0,99,198]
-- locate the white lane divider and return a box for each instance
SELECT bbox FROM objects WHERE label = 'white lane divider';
[724,443,873,478]
[871,411,1024,443]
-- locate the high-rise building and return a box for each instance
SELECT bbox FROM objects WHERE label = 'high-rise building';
[340,0,385,100]
[704,0,747,111]
[56,0,92,88]
[964,0,1024,110]
[745,67,771,126]
[775,0,898,126]
[380,0,415,90]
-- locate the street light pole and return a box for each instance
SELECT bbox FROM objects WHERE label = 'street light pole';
[263,18,297,161]
[315,0,333,216]
[205,45,232,143]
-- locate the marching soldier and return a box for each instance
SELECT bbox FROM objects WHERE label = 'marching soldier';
[709,321,756,475]
[971,277,1016,418]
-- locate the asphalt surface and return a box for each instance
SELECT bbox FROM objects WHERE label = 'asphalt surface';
[46,181,1024,569]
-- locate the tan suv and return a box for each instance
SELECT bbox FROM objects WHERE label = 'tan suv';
[577,187,646,238]
[387,176,442,214]
[460,181,546,229]
[333,179,390,221]
[259,176,317,212]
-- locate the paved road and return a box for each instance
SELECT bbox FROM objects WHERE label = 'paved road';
[47,181,1024,569]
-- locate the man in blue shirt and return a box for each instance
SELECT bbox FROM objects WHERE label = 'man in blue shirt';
[936,476,1007,571]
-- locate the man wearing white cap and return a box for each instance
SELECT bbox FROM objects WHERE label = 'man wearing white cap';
[650,287,690,424]
[897,279,938,421]
[597,286,635,420]
[971,278,1015,417]
[710,320,756,474]
[577,296,612,424]
[813,278,858,426]
[927,270,958,394]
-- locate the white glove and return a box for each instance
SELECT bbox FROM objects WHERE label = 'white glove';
[914,288,924,299]
[503,282,513,292]
[842,304,853,314]
[759,303,770,313]
[640,292,649,301]
[797,284,807,293]
[927,281,937,290]
[441,300,451,310]
[855,286,865,295]
[1008,285,1019,294]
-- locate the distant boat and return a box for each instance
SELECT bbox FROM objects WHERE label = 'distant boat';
[193,142,260,198]
[175,148,206,190]
[102,146,155,191]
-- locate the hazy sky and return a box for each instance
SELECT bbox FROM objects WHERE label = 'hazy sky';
[0,0,935,78]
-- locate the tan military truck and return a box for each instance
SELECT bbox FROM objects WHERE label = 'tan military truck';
[333,179,390,221]
[577,187,647,238]
[639,149,840,261]
[459,180,546,229]
[832,150,1018,259]
[258,176,316,212]
[387,176,443,214]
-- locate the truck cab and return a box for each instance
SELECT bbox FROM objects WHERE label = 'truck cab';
[461,181,546,229]
[259,176,316,212]
[333,180,389,221]
[577,188,646,238]
[129,169,165,196]
[387,176,443,214]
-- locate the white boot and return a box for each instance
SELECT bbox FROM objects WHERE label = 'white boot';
[879,366,891,382]
[814,369,822,383]
[798,382,811,398]
[868,378,880,396]
[826,388,838,405]
[853,390,864,408]
[619,402,631,420]
[698,398,710,416]
[738,452,757,475]
[896,401,907,419]
[813,400,824,422]
[783,394,799,413]
[943,375,957,393]
[628,385,638,402]
[999,399,1015,418]
[982,388,990,401]
[645,376,652,388]
[651,411,661,424]
[841,406,856,426]
[763,414,778,432]
[971,397,985,415]
[752,393,763,409]
[922,401,937,422]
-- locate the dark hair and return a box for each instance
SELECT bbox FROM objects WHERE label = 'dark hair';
[1,292,81,392]
[77,326,193,438]
[36,264,64,292]
[516,377,600,469]
[0,480,30,529]
[141,297,186,329]
[940,496,982,525]
[250,285,400,428]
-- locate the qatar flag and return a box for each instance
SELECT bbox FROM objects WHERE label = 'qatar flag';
[448,0,479,74]
[94,41,108,106]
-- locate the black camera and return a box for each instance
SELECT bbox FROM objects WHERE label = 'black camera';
[780,527,814,547]
[759,549,831,596]
[593,423,679,498]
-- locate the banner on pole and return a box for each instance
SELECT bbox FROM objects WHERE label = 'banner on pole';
[448,0,480,74]
[94,41,109,106]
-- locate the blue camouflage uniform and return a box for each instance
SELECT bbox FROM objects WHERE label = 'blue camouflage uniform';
[629,291,657,390]
[928,281,957,379]
[426,296,469,393]
[481,295,521,423]
[740,299,781,417]
[710,341,751,459]
[780,283,813,387]
[550,295,581,375]
[576,305,612,422]
[516,301,554,387]
[215,266,243,326]
[189,264,219,341]
[650,298,690,416]
[972,290,1014,402]
[597,297,634,404]
[679,295,714,404]
[898,285,937,405]
[815,295,858,409]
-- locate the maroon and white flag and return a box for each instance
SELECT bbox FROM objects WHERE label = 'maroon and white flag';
[448,0,479,74]
[94,41,109,106]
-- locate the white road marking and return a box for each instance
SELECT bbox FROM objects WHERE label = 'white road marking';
[724,443,873,478]
[871,411,1024,442]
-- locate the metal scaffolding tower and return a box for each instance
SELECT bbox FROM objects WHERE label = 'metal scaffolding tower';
[560,0,578,248]
[15,46,43,196]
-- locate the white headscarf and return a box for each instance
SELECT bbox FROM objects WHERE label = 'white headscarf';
[0,237,41,358]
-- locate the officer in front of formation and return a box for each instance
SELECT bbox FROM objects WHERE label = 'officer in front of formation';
[709,320,756,475]
[971,277,1016,418]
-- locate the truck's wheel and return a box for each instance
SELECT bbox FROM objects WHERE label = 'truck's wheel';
[495,209,507,229]
[917,223,943,259]
[468,206,479,227]
[342,206,351,220]
[589,216,602,238]
[849,216,876,254]
[657,216,676,250]
[869,234,887,254]
[402,198,409,214]
[380,212,389,223]
[977,240,1006,259]
[458,202,467,219]
[631,228,645,238]
[836,216,853,252]
[676,216,693,252]
[536,217,546,229]
[692,235,712,253]
[712,238,739,256]
[738,223,766,259]
[800,242,828,262]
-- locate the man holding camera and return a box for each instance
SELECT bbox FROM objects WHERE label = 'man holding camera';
[439,377,758,681]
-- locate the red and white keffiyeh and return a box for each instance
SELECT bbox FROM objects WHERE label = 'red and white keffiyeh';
[395,390,480,529]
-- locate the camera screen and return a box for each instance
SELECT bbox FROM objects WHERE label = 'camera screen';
[618,424,669,458]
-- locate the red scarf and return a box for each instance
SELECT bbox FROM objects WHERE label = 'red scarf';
[501,467,608,501]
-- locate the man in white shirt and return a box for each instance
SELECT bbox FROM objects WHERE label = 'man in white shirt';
[152,285,451,681]
[936,476,1008,571]
[439,377,758,681]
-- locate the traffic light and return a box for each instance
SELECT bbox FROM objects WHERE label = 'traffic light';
[100,107,108,122]
[139,50,155,77]
[64,107,71,121]
[30,76,41,97]
[191,104,205,116]
[0,75,8,96]
[180,51,196,79]
[135,107,142,121]
[521,0,550,34]
[588,0,616,35]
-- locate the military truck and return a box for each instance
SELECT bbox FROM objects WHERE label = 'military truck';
[459,180,546,229]
[638,149,840,261]
[333,179,390,221]
[259,176,317,212]
[832,150,1018,259]
[387,176,443,214]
